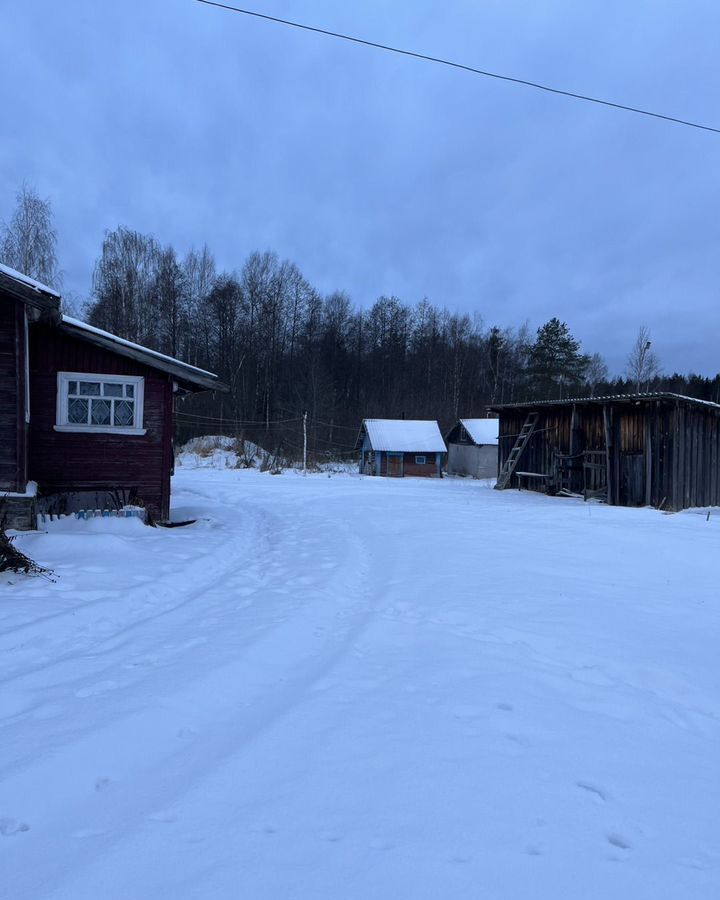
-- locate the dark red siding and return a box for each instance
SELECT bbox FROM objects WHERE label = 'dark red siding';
[0,296,25,491]
[28,325,173,519]
[379,451,439,477]
[402,452,439,478]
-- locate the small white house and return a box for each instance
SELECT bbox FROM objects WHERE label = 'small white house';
[445,418,499,478]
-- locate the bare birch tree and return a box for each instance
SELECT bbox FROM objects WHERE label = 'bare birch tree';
[585,352,609,396]
[0,183,61,288]
[626,326,660,392]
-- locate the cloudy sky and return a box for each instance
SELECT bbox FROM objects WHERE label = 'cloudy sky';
[2,0,719,374]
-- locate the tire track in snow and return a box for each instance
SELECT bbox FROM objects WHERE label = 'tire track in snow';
[0,497,278,692]
[1,486,388,899]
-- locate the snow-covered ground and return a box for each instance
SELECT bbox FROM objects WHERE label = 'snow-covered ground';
[2,468,719,899]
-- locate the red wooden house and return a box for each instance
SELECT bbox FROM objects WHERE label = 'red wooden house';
[0,264,224,529]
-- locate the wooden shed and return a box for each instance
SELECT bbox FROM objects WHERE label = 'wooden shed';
[445,418,499,478]
[356,419,446,477]
[488,393,720,511]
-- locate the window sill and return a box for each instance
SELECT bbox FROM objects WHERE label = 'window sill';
[54,425,147,436]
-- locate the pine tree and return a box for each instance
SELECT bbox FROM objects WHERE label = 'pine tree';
[528,318,589,398]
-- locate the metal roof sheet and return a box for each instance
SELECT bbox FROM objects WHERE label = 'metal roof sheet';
[361,419,447,452]
[488,392,720,412]
[459,418,499,444]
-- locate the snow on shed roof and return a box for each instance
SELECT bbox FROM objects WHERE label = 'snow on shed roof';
[488,392,720,412]
[0,262,61,298]
[361,419,446,452]
[60,316,225,391]
[459,418,499,445]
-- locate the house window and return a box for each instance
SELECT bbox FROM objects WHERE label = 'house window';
[55,373,145,434]
[415,455,427,464]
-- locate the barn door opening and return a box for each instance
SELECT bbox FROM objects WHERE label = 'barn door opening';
[582,450,608,501]
[387,453,403,477]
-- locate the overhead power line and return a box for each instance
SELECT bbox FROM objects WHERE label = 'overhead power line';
[175,410,302,426]
[195,0,719,135]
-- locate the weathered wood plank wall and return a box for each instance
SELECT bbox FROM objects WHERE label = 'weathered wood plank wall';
[496,398,720,511]
[28,325,173,519]
[0,297,22,491]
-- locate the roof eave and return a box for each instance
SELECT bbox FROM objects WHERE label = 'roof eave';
[0,275,61,318]
[487,392,720,413]
[59,319,227,392]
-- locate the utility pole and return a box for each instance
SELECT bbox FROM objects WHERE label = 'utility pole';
[303,411,308,475]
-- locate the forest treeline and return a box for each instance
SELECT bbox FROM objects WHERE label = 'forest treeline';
[2,186,719,459]
[84,226,720,456]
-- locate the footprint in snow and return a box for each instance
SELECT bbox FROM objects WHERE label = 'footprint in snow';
[95,777,111,792]
[576,782,607,804]
[496,702,514,712]
[606,832,632,851]
[0,817,30,836]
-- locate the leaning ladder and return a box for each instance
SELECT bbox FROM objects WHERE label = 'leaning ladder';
[494,412,539,490]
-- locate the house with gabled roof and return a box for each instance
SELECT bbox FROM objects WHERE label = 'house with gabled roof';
[0,263,225,528]
[356,419,446,477]
[445,418,499,479]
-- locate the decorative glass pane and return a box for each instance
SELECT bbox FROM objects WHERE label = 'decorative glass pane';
[91,398,111,425]
[125,384,134,398]
[113,399,135,426]
[103,383,123,397]
[67,398,89,424]
[68,380,78,394]
[79,381,101,396]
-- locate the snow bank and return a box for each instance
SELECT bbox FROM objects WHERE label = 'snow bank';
[176,435,261,470]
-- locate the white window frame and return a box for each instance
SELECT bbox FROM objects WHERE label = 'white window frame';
[415,455,427,465]
[55,372,146,435]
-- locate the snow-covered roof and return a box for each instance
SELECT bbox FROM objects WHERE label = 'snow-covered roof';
[361,419,446,452]
[488,392,720,412]
[0,262,60,298]
[459,418,499,445]
[62,317,216,377]
[60,316,225,391]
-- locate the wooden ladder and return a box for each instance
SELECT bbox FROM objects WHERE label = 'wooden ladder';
[494,412,538,490]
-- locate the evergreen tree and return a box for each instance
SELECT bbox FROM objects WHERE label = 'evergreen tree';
[528,318,589,398]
